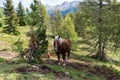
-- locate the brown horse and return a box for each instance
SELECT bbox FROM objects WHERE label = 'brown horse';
[53,36,71,65]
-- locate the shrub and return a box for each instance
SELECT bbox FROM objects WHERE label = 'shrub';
[0,22,2,27]
[12,37,24,53]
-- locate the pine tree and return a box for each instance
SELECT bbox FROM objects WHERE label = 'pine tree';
[0,8,3,27]
[61,15,78,50]
[53,9,63,35]
[76,0,120,61]
[109,0,120,51]
[61,15,77,40]
[17,2,26,26]
[40,4,50,28]
[3,0,19,35]
[26,0,48,63]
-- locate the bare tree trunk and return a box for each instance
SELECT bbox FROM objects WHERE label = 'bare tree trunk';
[27,26,36,63]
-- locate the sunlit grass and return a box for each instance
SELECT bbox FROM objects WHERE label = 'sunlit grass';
[0,62,56,80]
[0,26,53,52]
[0,25,120,80]
[70,51,120,72]
[0,26,29,51]
[0,73,55,80]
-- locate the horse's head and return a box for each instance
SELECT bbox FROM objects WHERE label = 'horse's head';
[53,36,61,52]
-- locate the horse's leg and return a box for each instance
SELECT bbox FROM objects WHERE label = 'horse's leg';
[67,50,70,60]
[56,52,61,65]
[63,53,66,66]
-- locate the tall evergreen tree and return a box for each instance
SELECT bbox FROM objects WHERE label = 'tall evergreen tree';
[0,8,3,27]
[17,2,26,26]
[61,15,77,40]
[3,0,19,35]
[49,11,55,35]
[109,0,120,51]
[60,15,78,50]
[52,9,63,35]
[76,0,120,61]
[40,4,50,28]
[26,0,48,63]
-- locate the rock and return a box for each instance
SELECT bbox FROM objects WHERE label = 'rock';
[58,62,61,65]
[63,63,66,66]
[65,72,69,75]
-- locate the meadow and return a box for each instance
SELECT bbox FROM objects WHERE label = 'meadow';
[0,26,120,80]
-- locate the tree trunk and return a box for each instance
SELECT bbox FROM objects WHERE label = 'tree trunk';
[27,26,36,63]
[88,0,113,62]
[89,51,113,62]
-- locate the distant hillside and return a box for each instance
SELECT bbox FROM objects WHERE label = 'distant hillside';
[46,1,80,16]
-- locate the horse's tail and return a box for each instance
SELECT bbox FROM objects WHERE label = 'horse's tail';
[67,40,71,60]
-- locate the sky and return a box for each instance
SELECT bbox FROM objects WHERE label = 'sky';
[1,0,119,8]
[41,0,80,6]
[0,0,80,8]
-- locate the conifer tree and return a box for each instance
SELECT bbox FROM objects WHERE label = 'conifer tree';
[61,15,78,50]
[53,9,63,35]
[61,15,77,40]
[17,2,26,26]
[3,0,19,35]
[40,4,50,28]
[75,0,120,61]
[26,0,48,63]
[0,8,3,27]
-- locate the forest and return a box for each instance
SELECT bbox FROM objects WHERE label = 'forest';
[0,0,120,80]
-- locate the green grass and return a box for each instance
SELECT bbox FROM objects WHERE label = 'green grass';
[45,63,107,80]
[45,64,80,79]
[0,26,53,52]
[0,26,29,51]
[0,73,55,80]
[0,56,120,80]
[0,58,6,62]
[0,25,120,80]
[71,53,120,72]
[0,61,107,80]
[0,61,56,80]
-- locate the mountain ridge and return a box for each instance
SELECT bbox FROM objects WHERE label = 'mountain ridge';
[0,0,80,16]
[46,1,80,16]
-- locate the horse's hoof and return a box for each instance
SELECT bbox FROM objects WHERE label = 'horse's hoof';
[63,63,66,66]
[58,62,61,65]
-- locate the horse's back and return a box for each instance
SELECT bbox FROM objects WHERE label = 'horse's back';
[59,39,71,53]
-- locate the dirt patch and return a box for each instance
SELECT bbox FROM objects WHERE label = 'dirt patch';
[0,50,120,80]
[14,65,73,80]
[88,66,120,80]
[44,59,120,80]
[0,40,8,46]
[0,51,18,60]
[66,62,120,80]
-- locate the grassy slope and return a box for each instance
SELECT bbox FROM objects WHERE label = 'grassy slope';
[0,56,120,80]
[0,26,120,80]
[0,26,29,51]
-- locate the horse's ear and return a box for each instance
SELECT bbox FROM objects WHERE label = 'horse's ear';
[53,36,55,39]
[58,36,60,39]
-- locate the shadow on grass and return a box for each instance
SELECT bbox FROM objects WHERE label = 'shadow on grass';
[0,55,120,80]
[43,57,120,80]
[70,52,120,67]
